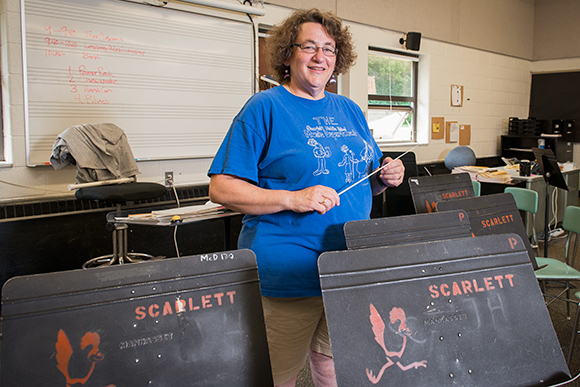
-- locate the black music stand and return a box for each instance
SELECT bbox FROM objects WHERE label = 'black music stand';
[532,148,569,257]
[345,209,471,250]
[319,234,569,386]
[437,193,540,270]
[1,250,273,387]
[408,173,474,214]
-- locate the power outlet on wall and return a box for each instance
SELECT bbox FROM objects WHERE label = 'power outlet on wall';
[165,171,174,187]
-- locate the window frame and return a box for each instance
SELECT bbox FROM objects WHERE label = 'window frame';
[367,47,419,144]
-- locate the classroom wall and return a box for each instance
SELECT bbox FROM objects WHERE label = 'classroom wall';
[534,0,580,60]
[1,0,579,204]
[260,4,532,165]
[531,57,580,166]
[267,0,536,60]
[529,0,580,166]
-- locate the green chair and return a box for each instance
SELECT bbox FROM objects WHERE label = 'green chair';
[504,187,540,254]
[554,206,580,364]
[471,180,481,197]
[505,187,580,319]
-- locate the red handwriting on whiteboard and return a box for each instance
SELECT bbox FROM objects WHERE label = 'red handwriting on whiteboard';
[76,66,117,86]
[84,31,124,42]
[77,65,114,77]
[73,95,110,105]
[83,42,146,56]
[44,25,76,37]
[44,37,78,48]
[69,66,113,103]
[68,66,77,93]
[82,53,101,60]
[84,86,112,94]
[41,26,141,106]
[45,49,65,57]
[85,96,110,104]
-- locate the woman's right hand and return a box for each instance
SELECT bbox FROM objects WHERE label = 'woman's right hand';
[290,185,340,215]
[209,174,339,216]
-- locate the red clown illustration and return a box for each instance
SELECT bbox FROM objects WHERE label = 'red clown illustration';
[55,329,109,386]
[366,304,427,384]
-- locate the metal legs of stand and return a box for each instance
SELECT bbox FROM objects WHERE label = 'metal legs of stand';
[83,206,154,269]
[75,182,168,269]
[83,223,153,269]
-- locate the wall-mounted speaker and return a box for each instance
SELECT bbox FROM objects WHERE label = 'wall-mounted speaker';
[405,32,421,51]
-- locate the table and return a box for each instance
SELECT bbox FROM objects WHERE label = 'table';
[496,166,579,236]
[109,204,241,254]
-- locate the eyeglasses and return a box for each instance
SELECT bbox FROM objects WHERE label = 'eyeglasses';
[292,43,337,57]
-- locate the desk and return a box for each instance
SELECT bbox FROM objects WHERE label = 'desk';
[498,167,580,236]
[109,206,241,255]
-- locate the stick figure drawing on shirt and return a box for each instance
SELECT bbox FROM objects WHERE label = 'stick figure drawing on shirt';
[356,140,375,178]
[338,145,356,183]
[308,138,331,176]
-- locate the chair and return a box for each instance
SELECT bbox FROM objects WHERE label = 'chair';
[444,146,476,171]
[504,187,539,251]
[51,123,168,268]
[505,187,580,318]
[76,182,168,268]
[472,180,481,196]
[560,206,580,363]
[372,151,418,218]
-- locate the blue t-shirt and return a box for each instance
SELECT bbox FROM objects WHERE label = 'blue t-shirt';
[208,86,382,297]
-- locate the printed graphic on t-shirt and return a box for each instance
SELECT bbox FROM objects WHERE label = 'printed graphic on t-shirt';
[308,138,332,176]
[338,145,356,182]
[303,116,357,139]
[303,116,373,183]
[357,140,375,178]
[338,141,375,183]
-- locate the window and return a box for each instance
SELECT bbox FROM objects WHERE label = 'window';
[367,48,418,144]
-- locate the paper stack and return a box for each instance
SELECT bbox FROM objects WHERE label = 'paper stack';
[452,166,512,184]
[118,201,226,224]
[452,166,488,180]
[149,201,225,222]
[476,169,512,184]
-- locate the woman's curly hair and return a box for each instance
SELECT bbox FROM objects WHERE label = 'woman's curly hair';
[267,9,357,84]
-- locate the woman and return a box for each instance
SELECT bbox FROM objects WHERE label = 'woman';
[208,9,405,387]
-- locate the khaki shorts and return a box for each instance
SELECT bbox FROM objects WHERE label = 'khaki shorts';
[261,296,332,385]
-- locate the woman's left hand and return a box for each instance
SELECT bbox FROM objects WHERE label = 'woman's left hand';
[377,157,405,187]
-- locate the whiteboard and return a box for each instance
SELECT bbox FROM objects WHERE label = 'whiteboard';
[22,0,254,165]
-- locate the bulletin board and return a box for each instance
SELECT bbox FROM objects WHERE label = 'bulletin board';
[22,0,254,165]
[459,124,471,145]
[431,117,444,140]
[445,121,458,143]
